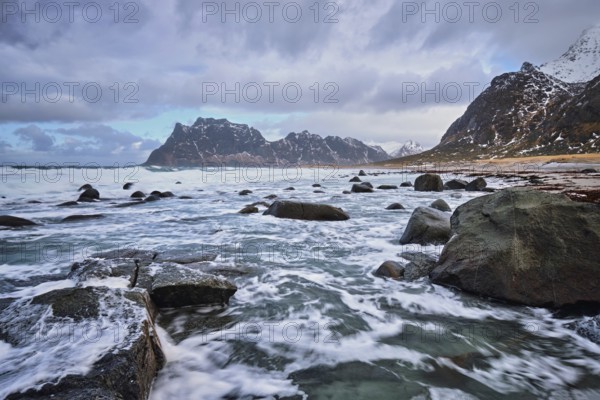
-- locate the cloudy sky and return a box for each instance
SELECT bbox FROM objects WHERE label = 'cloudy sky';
[1,0,599,164]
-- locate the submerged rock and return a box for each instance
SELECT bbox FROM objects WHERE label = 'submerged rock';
[349,177,362,182]
[386,203,405,210]
[0,215,37,228]
[239,206,259,214]
[400,181,413,187]
[444,179,468,190]
[263,201,350,221]
[414,174,443,192]
[239,189,253,196]
[131,191,145,198]
[62,214,105,223]
[377,185,398,190]
[78,183,93,191]
[430,188,600,307]
[123,182,134,190]
[399,207,451,245]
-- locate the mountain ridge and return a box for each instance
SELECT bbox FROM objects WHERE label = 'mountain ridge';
[144,117,390,166]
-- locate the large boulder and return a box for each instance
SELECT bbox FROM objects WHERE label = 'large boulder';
[373,261,404,279]
[1,287,164,400]
[399,207,451,245]
[0,215,37,227]
[263,201,350,221]
[414,174,443,192]
[430,188,600,307]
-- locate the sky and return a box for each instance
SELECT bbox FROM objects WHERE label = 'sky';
[0,0,599,164]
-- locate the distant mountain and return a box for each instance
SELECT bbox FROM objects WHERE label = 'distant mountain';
[382,27,600,162]
[390,140,424,158]
[144,117,390,166]
[540,26,600,84]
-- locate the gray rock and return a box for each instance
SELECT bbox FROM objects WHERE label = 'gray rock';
[147,266,237,308]
[123,182,134,190]
[57,201,79,207]
[351,183,374,193]
[374,261,404,279]
[399,207,451,245]
[144,194,161,202]
[263,201,350,221]
[430,188,600,307]
[239,206,259,214]
[414,174,443,192]
[377,185,398,190]
[78,184,93,191]
[430,199,451,212]
[386,203,405,210]
[0,215,37,227]
[566,315,600,344]
[2,287,164,400]
[78,188,100,202]
[131,191,145,198]
[264,194,278,200]
[239,189,253,196]
[444,179,468,190]
[358,170,367,176]
[62,214,105,223]
[400,181,413,187]
[159,191,175,198]
[349,177,362,182]
[400,252,438,281]
[465,177,487,192]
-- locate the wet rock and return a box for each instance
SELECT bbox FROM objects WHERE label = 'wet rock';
[159,191,175,198]
[465,177,487,192]
[131,191,145,198]
[179,196,193,200]
[358,170,367,176]
[400,181,413,187]
[414,174,443,192]
[400,252,437,281]
[566,315,600,344]
[62,214,105,223]
[68,258,139,286]
[444,179,468,190]
[78,183,93,191]
[377,185,398,190]
[430,188,600,307]
[150,190,162,196]
[2,287,164,400]
[145,266,237,308]
[450,193,463,199]
[144,194,161,202]
[430,199,451,212]
[351,183,374,193]
[239,189,253,196]
[386,203,405,210]
[247,201,270,208]
[284,187,295,191]
[399,207,451,245]
[263,200,350,221]
[581,169,597,174]
[373,261,404,279]
[176,181,182,184]
[27,200,42,204]
[123,182,134,190]
[312,184,321,187]
[154,251,218,264]
[264,194,278,200]
[57,201,79,207]
[239,206,259,214]
[314,190,325,193]
[349,177,362,183]
[91,248,158,262]
[342,191,352,195]
[0,215,37,228]
[78,188,100,202]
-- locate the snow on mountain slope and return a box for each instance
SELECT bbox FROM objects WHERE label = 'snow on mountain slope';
[390,140,424,158]
[540,25,600,83]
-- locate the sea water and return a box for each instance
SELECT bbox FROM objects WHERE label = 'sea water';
[1,165,599,399]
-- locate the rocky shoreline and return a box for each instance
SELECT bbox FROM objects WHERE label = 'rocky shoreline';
[1,167,599,398]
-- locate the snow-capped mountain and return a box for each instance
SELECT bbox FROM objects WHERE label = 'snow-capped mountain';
[390,140,424,158]
[391,27,600,161]
[540,25,600,84]
[144,117,390,166]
